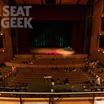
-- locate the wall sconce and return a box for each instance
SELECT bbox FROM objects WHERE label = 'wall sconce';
[0,32,4,36]
[97,49,100,52]
[0,32,5,39]
[0,33,3,36]
[102,51,104,54]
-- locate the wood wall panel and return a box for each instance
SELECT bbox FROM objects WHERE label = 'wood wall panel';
[79,0,88,5]
[0,5,13,63]
[90,0,104,64]
[61,0,77,4]
[0,28,13,63]
[0,97,93,104]
[15,0,41,4]
[90,1,101,57]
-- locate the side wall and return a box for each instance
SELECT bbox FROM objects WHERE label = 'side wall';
[90,0,104,63]
[0,4,13,63]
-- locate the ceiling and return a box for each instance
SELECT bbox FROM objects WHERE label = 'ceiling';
[14,0,89,5]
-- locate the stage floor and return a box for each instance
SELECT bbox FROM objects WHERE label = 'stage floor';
[30,48,75,56]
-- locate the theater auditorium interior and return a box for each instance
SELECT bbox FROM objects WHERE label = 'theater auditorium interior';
[1,0,104,104]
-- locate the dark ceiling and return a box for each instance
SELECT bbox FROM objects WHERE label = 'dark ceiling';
[13,0,89,5]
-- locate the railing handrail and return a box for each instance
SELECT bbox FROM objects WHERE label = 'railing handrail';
[0,91,104,95]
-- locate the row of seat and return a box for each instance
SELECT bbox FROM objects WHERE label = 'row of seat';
[8,67,91,90]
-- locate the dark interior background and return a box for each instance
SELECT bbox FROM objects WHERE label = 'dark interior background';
[99,35,104,49]
[30,21,72,48]
[0,36,3,48]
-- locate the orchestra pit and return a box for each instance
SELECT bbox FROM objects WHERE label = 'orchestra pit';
[0,0,104,104]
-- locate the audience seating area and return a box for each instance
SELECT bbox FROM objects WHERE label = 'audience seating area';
[5,54,88,68]
[2,54,104,92]
[6,67,92,92]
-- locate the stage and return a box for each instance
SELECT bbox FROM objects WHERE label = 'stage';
[30,48,75,56]
[5,48,88,68]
